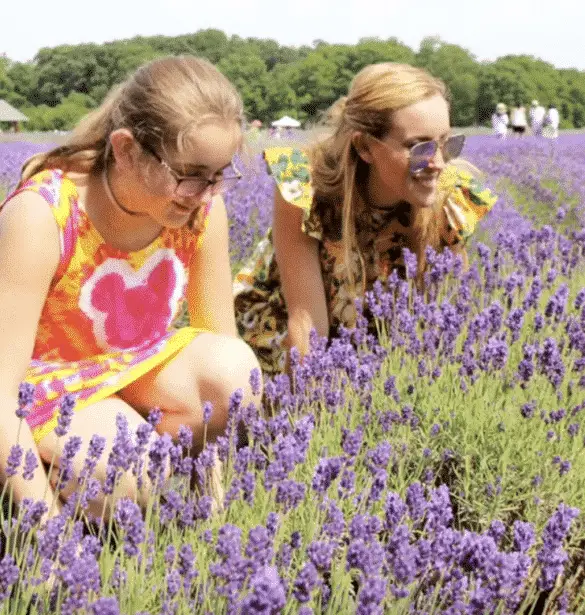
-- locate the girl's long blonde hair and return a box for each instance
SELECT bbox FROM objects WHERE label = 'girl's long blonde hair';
[20,55,245,191]
[309,62,472,288]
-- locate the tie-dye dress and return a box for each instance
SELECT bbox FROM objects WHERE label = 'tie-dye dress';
[1,169,209,443]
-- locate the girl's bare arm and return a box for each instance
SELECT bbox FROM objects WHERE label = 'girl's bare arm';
[0,192,61,512]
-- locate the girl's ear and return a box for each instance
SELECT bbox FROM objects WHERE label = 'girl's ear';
[108,128,140,171]
[352,131,374,164]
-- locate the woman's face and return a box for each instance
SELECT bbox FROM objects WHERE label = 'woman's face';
[362,94,451,210]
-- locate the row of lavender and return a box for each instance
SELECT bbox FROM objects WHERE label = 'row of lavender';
[0,136,584,613]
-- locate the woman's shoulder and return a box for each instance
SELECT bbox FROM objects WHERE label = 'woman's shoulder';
[263,146,314,211]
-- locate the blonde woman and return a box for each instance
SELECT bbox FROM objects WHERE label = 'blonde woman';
[0,56,262,518]
[234,62,497,376]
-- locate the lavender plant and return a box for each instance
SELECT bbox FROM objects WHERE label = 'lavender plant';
[0,135,585,613]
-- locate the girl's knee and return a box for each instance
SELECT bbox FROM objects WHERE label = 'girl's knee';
[203,336,262,399]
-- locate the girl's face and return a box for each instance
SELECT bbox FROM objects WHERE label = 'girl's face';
[361,94,452,210]
[111,122,241,229]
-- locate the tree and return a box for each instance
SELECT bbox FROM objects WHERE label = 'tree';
[217,53,270,121]
[416,37,480,126]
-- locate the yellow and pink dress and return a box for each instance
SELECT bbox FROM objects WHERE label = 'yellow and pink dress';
[1,169,209,443]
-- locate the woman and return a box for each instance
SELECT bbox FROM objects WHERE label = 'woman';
[234,62,497,375]
[0,55,262,518]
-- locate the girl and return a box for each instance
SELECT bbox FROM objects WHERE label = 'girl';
[234,62,497,376]
[0,55,262,518]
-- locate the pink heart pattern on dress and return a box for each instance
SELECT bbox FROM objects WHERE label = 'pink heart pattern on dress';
[79,249,187,350]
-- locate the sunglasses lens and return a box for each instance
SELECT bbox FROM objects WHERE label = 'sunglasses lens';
[444,135,466,160]
[409,141,437,174]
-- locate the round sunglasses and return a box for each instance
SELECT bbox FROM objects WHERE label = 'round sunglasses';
[141,142,242,198]
[374,133,466,176]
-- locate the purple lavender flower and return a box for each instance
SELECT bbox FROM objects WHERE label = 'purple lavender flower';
[406,482,427,523]
[16,382,35,419]
[384,492,407,531]
[89,597,120,615]
[249,368,262,397]
[276,479,306,512]
[55,435,82,491]
[537,503,580,590]
[21,448,38,481]
[311,457,342,493]
[245,526,274,571]
[55,394,76,437]
[402,247,418,280]
[0,554,21,599]
[147,407,163,427]
[5,444,23,477]
[341,425,363,459]
[178,543,198,591]
[113,498,146,558]
[307,540,335,572]
[383,376,401,403]
[293,562,320,603]
[425,485,453,532]
[239,565,286,614]
[513,521,536,553]
[538,337,566,389]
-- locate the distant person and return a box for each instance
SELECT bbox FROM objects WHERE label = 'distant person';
[529,100,546,136]
[0,56,262,520]
[543,104,560,138]
[509,103,528,137]
[233,62,497,376]
[491,103,509,139]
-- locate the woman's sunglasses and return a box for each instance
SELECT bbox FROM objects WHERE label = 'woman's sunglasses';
[407,134,466,175]
[372,133,466,176]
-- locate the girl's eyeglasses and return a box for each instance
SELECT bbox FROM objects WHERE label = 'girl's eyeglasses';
[141,143,242,198]
[374,133,466,176]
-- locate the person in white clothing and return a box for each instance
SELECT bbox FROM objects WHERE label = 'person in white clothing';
[491,102,509,139]
[543,104,560,138]
[509,103,528,137]
[529,100,546,136]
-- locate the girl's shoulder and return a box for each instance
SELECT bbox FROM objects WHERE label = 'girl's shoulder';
[263,146,314,211]
[2,169,77,230]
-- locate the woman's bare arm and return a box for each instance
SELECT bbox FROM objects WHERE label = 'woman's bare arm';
[272,187,329,359]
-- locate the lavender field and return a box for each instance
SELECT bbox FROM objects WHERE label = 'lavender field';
[1,134,585,614]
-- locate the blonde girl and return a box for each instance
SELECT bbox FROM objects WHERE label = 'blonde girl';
[0,56,262,518]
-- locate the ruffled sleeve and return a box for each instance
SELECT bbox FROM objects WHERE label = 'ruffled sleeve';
[438,165,498,244]
[263,147,323,241]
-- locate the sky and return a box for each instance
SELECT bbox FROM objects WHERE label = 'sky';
[2,0,583,71]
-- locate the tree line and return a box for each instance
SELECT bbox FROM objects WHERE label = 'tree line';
[1,30,585,131]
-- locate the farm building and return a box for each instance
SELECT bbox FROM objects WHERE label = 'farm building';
[0,100,28,132]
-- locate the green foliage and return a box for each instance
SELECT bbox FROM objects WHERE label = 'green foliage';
[2,30,585,130]
[20,91,94,131]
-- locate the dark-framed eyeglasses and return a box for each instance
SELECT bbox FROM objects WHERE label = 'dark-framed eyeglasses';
[141,142,242,198]
[374,133,466,176]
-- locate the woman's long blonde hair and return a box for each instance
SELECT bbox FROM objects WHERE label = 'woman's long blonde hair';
[309,62,471,288]
[20,55,245,204]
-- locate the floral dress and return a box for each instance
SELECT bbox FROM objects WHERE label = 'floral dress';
[233,147,498,375]
[1,169,210,443]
